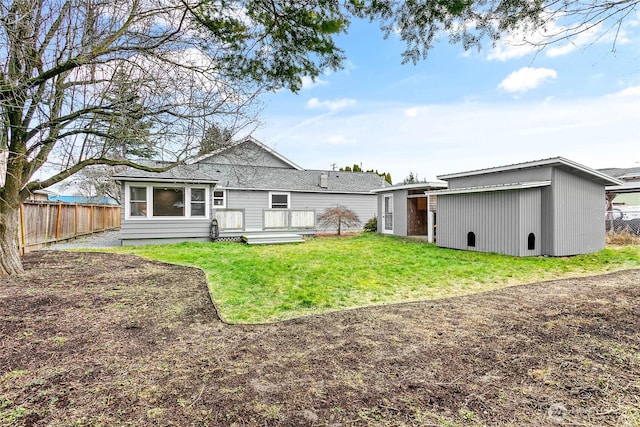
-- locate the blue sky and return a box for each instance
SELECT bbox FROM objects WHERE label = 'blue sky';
[253,15,640,184]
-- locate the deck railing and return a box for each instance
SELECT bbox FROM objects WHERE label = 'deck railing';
[264,209,315,230]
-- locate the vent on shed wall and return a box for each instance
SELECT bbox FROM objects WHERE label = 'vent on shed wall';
[528,233,536,250]
[467,231,476,247]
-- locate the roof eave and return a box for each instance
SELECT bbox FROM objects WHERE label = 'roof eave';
[437,157,622,186]
[426,180,552,195]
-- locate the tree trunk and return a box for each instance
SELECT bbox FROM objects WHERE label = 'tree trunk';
[0,206,24,276]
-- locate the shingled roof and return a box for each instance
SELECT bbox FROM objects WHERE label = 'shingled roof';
[115,162,388,194]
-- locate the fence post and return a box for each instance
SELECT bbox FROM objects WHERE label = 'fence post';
[74,204,78,236]
[55,202,62,240]
[90,205,94,233]
[19,204,26,255]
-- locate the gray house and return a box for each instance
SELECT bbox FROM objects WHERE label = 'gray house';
[429,157,622,257]
[372,182,447,239]
[114,137,388,245]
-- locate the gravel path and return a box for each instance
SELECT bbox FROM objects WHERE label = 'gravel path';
[44,230,122,250]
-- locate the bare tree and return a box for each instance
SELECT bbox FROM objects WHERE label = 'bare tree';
[2,0,636,275]
[317,205,361,236]
[0,0,260,275]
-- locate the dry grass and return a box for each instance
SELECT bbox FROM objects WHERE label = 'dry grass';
[606,230,640,246]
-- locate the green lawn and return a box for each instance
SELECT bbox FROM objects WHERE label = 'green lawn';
[105,233,640,323]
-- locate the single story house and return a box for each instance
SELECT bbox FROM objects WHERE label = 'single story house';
[428,157,622,257]
[372,182,447,239]
[114,137,389,245]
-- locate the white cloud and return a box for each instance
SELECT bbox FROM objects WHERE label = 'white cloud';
[607,85,640,98]
[301,76,329,90]
[306,97,357,111]
[498,67,558,94]
[257,89,640,184]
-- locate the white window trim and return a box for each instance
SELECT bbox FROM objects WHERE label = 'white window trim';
[124,183,209,219]
[212,188,226,209]
[269,191,290,209]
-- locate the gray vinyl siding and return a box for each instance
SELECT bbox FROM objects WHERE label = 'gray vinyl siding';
[291,192,377,232]
[437,190,533,256]
[376,192,403,235]
[376,190,408,237]
[221,190,267,231]
[121,219,211,241]
[518,188,542,256]
[448,167,552,189]
[219,189,377,232]
[548,167,605,255]
[541,186,554,256]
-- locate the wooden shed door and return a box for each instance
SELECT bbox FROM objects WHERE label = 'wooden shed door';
[407,197,428,236]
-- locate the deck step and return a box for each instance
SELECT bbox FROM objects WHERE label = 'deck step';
[242,233,305,245]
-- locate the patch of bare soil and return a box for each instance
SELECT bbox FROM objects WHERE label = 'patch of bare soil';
[1,251,639,426]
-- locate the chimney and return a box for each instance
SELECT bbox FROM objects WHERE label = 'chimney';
[319,173,328,188]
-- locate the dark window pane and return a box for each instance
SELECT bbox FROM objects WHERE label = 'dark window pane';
[271,194,288,208]
[153,188,184,216]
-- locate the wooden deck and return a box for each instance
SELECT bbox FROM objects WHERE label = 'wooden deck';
[241,233,305,245]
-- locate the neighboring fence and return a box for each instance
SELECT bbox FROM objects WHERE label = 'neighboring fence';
[605,209,640,235]
[19,201,121,254]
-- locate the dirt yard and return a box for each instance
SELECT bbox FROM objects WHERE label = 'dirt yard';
[1,251,639,426]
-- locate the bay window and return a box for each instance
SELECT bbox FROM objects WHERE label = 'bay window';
[126,184,209,218]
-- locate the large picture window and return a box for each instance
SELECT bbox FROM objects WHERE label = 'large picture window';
[126,184,209,219]
[153,187,184,216]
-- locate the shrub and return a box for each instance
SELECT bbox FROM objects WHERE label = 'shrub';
[317,205,361,235]
[363,216,377,233]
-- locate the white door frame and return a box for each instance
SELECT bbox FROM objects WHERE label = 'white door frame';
[383,194,393,234]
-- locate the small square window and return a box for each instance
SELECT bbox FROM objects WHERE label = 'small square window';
[271,193,289,209]
[213,190,225,207]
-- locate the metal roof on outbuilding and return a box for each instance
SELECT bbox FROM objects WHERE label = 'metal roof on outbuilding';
[426,180,551,195]
[438,157,622,186]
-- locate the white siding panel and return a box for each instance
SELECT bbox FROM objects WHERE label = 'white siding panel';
[291,210,315,228]
[264,210,288,228]
[215,210,244,230]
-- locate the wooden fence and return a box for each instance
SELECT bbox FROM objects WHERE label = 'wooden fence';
[19,201,121,254]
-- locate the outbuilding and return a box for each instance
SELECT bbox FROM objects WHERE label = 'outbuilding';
[430,157,621,256]
[372,182,447,239]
